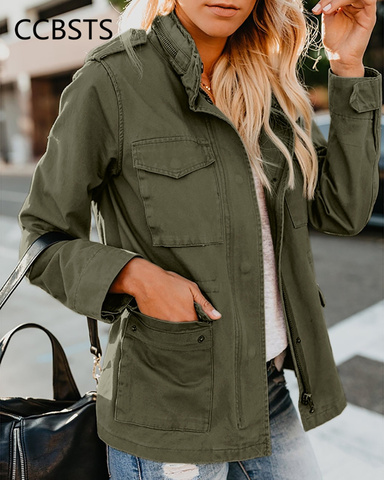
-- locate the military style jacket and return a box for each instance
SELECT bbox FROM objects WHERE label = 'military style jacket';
[19,11,382,464]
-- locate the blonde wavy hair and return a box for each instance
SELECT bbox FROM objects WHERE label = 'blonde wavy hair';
[118,0,318,199]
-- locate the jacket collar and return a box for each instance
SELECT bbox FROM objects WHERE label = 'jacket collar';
[151,11,285,113]
[151,11,204,109]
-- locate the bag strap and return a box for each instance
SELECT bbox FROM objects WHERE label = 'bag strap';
[0,323,81,401]
[0,232,102,359]
[0,232,73,309]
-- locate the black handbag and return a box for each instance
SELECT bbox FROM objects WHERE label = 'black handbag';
[0,233,109,480]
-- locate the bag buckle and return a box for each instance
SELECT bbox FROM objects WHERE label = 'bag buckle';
[91,347,102,384]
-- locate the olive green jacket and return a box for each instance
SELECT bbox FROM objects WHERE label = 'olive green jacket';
[19,11,382,463]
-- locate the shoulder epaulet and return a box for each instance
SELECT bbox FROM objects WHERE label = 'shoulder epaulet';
[85,29,147,63]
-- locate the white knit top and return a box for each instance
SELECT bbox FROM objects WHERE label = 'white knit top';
[251,168,288,361]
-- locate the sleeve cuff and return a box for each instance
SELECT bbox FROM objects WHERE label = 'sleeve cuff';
[73,245,143,322]
[328,67,382,118]
[101,293,135,323]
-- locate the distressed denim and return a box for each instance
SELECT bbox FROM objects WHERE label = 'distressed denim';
[107,361,322,479]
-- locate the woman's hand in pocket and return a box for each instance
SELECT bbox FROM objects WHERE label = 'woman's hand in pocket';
[109,257,221,322]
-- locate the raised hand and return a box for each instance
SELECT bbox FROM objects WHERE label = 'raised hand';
[312,0,377,77]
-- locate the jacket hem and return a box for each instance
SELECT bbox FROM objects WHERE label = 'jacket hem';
[302,397,347,432]
[97,424,272,464]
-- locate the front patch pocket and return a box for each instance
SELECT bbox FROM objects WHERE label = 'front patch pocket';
[132,137,223,247]
[114,309,214,432]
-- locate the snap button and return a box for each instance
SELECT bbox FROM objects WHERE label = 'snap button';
[240,261,251,273]
[197,335,205,343]
[296,337,301,344]
[131,325,137,332]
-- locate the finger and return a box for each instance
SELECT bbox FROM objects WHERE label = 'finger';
[191,290,222,319]
[312,0,366,15]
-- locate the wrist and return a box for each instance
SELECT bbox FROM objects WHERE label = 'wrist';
[329,61,365,78]
[109,257,148,296]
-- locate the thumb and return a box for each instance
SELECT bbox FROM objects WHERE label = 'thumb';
[193,293,221,320]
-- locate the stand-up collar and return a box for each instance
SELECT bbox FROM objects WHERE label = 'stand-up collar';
[151,11,203,108]
[150,10,284,114]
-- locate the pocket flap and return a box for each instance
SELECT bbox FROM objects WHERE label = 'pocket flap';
[317,284,326,307]
[132,137,215,179]
[285,189,308,228]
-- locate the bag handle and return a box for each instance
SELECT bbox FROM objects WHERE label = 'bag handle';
[0,232,103,381]
[0,322,81,401]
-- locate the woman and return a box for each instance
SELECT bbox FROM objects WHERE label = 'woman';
[19,0,381,478]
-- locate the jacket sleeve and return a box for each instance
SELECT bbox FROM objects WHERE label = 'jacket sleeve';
[308,67,382,235]
[19,59,143,323]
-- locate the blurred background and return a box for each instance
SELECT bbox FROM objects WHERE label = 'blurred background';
[0,0,382,166]
[0,1,383,479]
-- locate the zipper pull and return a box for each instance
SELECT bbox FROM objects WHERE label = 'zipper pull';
[302,392,315,414]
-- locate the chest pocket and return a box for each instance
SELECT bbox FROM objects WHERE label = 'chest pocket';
[133,137,223,247]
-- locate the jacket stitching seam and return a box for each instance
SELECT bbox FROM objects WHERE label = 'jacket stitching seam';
[133,159,214,177]
[203,117,245,426]
[97,59,124,175]
[99,425,269,451]
[152,239,224,247]
[132,136,210,145]
[129,315,212,336]
[204,113,265,428]
[125,334,211,351]
[114,418,210,433]
[330,111,374,120]
[302,402,346,421]
[361,146,376,230]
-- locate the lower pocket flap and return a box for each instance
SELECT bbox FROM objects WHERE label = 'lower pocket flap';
[127,309,212,349]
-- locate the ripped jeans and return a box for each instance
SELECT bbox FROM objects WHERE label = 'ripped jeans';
[107,360,322,480]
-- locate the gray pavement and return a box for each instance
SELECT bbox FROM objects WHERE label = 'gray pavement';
[0,163,33,218]
[309,226,383,327]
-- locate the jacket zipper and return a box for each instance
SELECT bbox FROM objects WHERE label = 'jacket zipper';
[193,91,265,427]
[154,21,178,58]
[12,425,26,480]
[173,52,293,425]
[282,285,315,414]
[157,24,308,421]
